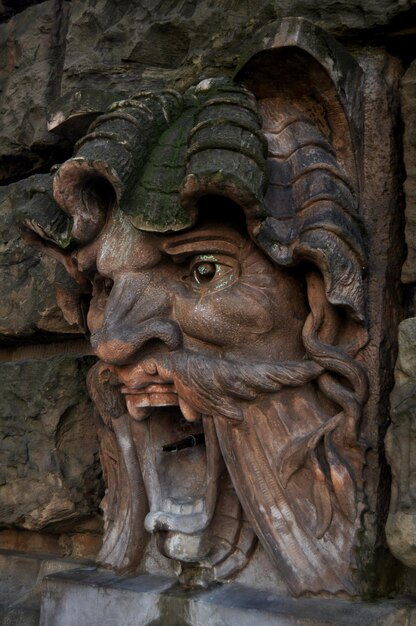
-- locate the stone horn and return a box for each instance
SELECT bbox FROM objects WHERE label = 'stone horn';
[234,18,367,324]
[53,91,183,243]
[180,82,269,223]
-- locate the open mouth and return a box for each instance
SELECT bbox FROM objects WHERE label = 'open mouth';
[92,359,256,576]
[121,380,224,539]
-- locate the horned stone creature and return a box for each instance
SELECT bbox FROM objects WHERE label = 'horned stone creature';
[20,19,369,596]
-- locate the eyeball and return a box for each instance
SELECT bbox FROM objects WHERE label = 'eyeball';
[188,254,239,292]
[193,261,217,284]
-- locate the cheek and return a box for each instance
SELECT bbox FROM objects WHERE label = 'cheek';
[173,287,274,347]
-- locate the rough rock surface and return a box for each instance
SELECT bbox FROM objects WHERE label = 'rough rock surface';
[0,355,102,531]
[386,318,416,567]
[61,0,416,96]
[0,1,70,182]
[0,0,415,182]
[401,61,416,283]
[353,49,406,579]
[0,174,83,340]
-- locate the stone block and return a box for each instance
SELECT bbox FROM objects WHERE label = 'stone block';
[0,549,89,626]
[0,517,103,563]
[0,355,102,531]
[40,568,416,626]
[47,89,124,142]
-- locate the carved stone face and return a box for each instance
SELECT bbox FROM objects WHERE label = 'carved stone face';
[22,69,368,594]
[83,200,307,570]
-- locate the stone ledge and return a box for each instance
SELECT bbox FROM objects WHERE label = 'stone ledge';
[40,568,416,626]
[0,550,91,626]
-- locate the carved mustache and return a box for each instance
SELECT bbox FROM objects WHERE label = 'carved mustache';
[88,351,323,424]
[158,351,323,420]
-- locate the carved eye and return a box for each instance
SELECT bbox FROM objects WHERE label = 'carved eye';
[189,255,238,291]
[192,261,217,284]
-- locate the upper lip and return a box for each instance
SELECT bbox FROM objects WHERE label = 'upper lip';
[121,382,177,394]
[106,359,173,391]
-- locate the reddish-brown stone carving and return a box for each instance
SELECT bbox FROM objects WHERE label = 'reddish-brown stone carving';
[20,19,371,596]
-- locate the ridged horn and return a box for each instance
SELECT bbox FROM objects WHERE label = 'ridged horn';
[53,91,183,243]
[180,82,268,221]
[234,18,366,323]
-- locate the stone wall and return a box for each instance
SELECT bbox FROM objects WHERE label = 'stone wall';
[0,0,416,613]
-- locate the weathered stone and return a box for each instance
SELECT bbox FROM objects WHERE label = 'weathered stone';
[40,569,416,626]
[351,47,406,584]
[0,0,412,183]
[0,355,102,531]
[0,1,69,182]
[0,175,84,340]
[394,318,416,384]
[0,339,92,363]
[386,318,416,567]
[0,517,103,560]
[60,0,415,98]
[0,1,413,623]
[0,2,46,23]
[0,550,89,626]
[0,1,413,184]
[401,61,416,284]
[47,89,124,142]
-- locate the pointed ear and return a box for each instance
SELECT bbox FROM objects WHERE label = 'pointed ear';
[305,270,368,357]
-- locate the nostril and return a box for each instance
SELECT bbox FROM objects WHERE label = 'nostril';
[92,275,113,297]
[102,277,113,296]
[90,319,183,364]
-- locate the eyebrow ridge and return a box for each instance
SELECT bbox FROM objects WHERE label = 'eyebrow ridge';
[163,234,239,255]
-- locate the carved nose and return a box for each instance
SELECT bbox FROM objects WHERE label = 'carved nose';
[90,271,182,364]
[91,318,182,365]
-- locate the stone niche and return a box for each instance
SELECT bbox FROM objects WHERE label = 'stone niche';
[1,11,411,626]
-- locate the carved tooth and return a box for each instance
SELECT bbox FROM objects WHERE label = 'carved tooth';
[149,392,178,407]
[134,394,151,407]
[180,503,193,514]
[178,397,200,422]
[164,499,172,513]
[171,503,181,514]
[126,397,150,421]
[193,499,204,513]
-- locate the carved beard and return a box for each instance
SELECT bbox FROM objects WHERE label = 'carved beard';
[88,351,360,594]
